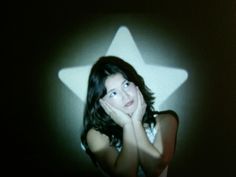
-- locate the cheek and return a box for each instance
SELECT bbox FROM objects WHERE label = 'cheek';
[106,98,122,109]
[129,86,138,98]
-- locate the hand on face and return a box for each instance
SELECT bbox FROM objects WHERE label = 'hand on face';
[99,99,131,127]
[100,87,146,127]
[131,87,147,122]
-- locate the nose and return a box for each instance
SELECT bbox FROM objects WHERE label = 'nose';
[121,90,130,101]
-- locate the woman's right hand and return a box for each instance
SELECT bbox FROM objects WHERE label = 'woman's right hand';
[99,99,131,127]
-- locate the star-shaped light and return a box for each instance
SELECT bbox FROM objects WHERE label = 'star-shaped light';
[58,26,188,109]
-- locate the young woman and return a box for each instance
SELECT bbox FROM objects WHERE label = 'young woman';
[81,56,178,177]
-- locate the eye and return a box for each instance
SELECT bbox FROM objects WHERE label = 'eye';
[124,81,130,88]
[109,91,117,98]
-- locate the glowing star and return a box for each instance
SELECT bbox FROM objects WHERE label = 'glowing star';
[58,26,188,109]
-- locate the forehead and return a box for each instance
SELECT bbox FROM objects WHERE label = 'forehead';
[104,73,125,90]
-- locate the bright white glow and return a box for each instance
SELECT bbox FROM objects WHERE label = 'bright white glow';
[58,26,188,109]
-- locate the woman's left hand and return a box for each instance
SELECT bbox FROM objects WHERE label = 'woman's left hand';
[131,87,147,122]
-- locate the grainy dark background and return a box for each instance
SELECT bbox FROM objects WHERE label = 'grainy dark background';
[5,1,235,177]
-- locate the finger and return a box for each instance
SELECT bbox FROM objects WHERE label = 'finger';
[136,87,143,106]
[101,99,121,118]
[102,99,114,111]
[136,87,145,105]
[99,99,111,115]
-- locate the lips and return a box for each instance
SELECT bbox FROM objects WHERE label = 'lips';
[124,100,134,107]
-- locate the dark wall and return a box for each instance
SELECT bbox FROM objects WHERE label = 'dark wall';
[6,1,235,177]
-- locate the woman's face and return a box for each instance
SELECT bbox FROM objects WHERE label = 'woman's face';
[103,73,138,115]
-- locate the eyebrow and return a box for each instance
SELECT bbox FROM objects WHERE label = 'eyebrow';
[106,79,127,94]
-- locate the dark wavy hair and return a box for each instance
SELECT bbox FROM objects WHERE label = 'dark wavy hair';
[81,56,156,165]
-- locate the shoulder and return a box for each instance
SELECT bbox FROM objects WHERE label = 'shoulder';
[156,110,179,129]
[157,110,179,123]
[86,129,110,153]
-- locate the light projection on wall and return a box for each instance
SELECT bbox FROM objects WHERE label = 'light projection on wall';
[58,26,188,110]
